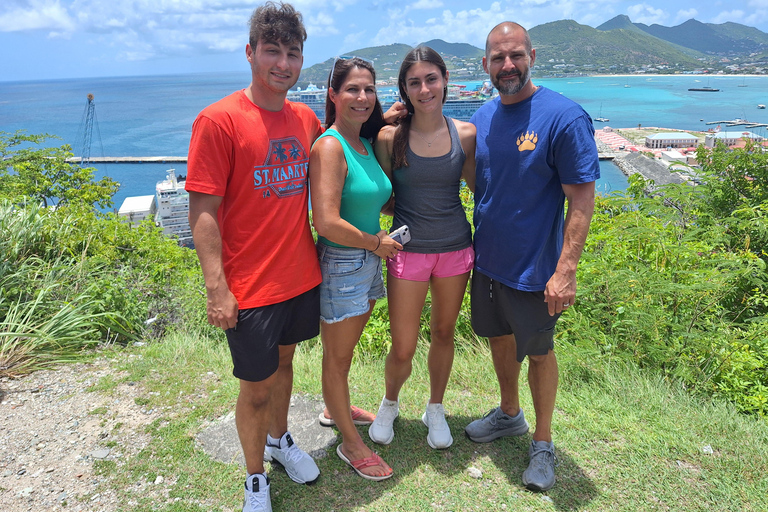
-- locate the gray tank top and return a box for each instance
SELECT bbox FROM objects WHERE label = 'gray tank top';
[391,116,472,253]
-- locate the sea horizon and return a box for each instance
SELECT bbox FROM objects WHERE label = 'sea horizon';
[4,73,768,209]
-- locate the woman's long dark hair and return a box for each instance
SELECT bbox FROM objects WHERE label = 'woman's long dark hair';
[325,57,385,141]
[392,46,448,169]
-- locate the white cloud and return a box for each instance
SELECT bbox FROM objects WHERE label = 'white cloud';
[626,3,668,25]
[412,0,444,9]
[0,0,75,32]
[307,10,339,37]
[342,30,367,52]
[373,3,507,48]
[712,9,746,24]
[675,8,698,24]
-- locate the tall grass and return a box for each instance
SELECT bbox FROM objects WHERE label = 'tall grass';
[0,199,201,377]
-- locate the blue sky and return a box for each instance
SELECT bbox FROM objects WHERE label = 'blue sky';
[3,0,768,81]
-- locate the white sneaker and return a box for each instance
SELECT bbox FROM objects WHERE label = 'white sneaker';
[422,402,453,449]
[368,396,399,445]
[243,473,272,512]
[265,432,320,484]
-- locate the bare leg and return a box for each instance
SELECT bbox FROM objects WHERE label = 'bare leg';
[426,272,470,403]
[488,334,522,417]
[384,277,430,401]
[528,349,558,443]
[322,300,391,478]
[236,374,277,475]
[267,343,296,439]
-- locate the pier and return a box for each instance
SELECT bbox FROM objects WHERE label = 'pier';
[704,119,768,128]
[67,156,187,164]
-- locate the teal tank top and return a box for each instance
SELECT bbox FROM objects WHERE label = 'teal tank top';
[314,129,392,248]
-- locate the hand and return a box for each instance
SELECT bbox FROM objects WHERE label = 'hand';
[373,229,402,259]
[382,101,408,125]
[544,270,576,316]
[206,286,239,330]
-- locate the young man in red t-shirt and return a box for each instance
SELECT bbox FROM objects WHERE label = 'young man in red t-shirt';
[186,4,322,511]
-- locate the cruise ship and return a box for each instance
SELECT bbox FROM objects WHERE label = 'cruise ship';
[287,81,496,123]
[155,169,193,248]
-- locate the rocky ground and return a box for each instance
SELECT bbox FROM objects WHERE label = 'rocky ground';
[0,356,334,512]
[0,357,158,512]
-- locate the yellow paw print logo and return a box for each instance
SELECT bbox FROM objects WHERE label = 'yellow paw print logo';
[516,131,538,152]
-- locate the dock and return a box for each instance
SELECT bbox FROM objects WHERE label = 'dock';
[705,120,768,129]
[66,156,187,164]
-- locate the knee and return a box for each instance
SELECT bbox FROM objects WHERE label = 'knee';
[429,323,456,345]
[324,352,354,376]
[239,381,272,409]
[389,343,416,365]
[528,351,553,366]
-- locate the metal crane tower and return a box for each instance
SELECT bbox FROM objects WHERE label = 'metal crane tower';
[78,93,96,165]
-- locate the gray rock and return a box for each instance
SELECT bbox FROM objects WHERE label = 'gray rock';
[467,466,483,479]
[90,448,110,460]
[195,394,336,466]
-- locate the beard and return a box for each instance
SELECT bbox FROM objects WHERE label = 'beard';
[492,66,531,96]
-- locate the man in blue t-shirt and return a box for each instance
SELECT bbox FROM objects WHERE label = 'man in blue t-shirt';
[466,21,599,492]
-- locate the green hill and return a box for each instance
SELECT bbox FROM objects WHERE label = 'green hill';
[600,16,768,56]
[531,20,703,73]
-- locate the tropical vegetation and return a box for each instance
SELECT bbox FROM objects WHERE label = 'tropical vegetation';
[1,130,767,414]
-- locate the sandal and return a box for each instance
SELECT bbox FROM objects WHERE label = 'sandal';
[318,405,376,427]
[336,444,393,481]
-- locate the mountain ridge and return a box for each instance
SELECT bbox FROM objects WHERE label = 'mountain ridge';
[296,15,768,87]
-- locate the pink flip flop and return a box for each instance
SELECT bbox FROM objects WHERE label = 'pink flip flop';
[318,405,376,427]
[336,444,393,481]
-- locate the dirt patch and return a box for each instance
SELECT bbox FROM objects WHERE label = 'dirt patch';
[0,357,155,511]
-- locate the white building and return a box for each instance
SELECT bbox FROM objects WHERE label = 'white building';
[660,150,687,163]
[118,195,156,224]
[645,132,700,149]
[704,131,764,148]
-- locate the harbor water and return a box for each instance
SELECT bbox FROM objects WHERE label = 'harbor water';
[3,73,768,209]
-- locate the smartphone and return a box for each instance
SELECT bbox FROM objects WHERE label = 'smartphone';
[390,225,411,245]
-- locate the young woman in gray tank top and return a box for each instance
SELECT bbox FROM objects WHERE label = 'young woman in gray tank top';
[369,46,476,450]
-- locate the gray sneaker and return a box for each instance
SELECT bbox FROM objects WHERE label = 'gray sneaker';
[265,432,319,485]
[464,407,529,443]
[522,440,557,492]
[243,473,272,512]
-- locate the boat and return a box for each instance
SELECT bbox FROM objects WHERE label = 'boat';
[155,169,193,248]
[287,83,405,124]
[440,82,497,121]
[759,104,766,109]
[594,102,609,123]
[688,86,720,92]
[287,83,328,121]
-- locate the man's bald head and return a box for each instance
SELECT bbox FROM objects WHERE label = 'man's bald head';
[485,22,532,56]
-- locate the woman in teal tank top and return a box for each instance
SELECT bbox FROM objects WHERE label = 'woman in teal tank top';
[309,57,401,481]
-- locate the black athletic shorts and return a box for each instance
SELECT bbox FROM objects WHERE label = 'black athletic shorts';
[225,285,320,382]
[470,271,559,362]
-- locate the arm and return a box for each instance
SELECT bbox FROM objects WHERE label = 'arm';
[309,137,401,258]
[188,191,239,330]
[374,125,396,216]
[382,101,408,126]
[544,181,595,316]
[455,120,476,193]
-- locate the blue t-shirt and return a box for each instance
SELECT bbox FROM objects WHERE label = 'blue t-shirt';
[470,87,600,291]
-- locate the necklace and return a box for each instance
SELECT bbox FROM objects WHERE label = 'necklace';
[412,127,442,147]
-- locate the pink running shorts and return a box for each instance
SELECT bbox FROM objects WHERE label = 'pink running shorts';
[387,246,474,282]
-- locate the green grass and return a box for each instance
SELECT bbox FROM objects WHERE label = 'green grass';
[87,329,768,511]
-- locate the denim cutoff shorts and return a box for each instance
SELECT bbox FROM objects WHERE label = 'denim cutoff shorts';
[317,241,386,323]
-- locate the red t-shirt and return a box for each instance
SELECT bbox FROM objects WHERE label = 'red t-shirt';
[186,90,323,309]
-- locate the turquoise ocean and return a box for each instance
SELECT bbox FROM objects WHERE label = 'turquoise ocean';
[3,73,768,209]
